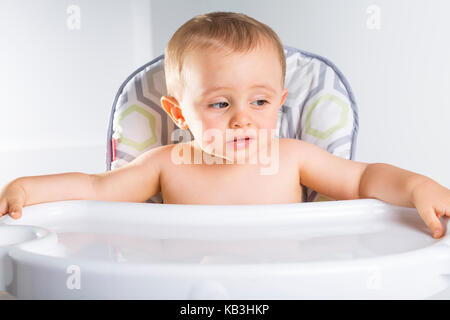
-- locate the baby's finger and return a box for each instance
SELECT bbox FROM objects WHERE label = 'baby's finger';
[0,199,7,216]
[416,205,443,238]
[7,201,23,220]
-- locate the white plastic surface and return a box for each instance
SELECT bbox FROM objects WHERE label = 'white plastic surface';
[0,199,449,299]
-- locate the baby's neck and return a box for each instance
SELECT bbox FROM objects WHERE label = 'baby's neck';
[184,139,280,173]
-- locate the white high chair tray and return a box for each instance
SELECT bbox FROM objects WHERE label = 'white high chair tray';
[0,199,449,299]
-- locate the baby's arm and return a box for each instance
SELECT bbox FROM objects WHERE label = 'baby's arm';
[0,147,162,219]
[293,139,450,238]
[293,139,367,201]
[90,147,161,203]
[359,163,450,238]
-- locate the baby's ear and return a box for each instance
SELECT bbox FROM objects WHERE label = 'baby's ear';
[160,96,188,129]
[160,96,179,115]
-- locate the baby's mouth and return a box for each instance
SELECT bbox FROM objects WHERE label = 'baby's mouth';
[227,135,255,143]
[234,137,250,142]
[225,136,255,152]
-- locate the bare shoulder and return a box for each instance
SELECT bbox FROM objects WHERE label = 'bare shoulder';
[278,137,325,153]
[276,138,327,168]
[131,144,173,168]
[136,142,194,168]
[277,137,303,148]
[275,138,307,167]
[276,137,309,156]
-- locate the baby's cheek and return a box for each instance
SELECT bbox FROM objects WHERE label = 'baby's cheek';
[198,127,226,155]
[184,116,204,139]
[269,116,279,130]
[202,126,217,143]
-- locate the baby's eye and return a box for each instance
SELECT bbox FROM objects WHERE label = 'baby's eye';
[252,99,269,106]
[209,102,229,109]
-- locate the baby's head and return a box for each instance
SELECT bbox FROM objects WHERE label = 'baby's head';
[161,11,288,162]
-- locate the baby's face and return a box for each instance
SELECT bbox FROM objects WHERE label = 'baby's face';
[172,41,287,162]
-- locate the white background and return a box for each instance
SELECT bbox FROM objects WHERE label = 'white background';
[0,0,449,299]
[0,0,152,182]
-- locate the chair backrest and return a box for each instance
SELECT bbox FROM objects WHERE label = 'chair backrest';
[106,45,359,203]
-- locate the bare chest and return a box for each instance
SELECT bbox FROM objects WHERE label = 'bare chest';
[160,159,302,205]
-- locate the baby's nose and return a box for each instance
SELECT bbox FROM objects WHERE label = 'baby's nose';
[230,109,252,128]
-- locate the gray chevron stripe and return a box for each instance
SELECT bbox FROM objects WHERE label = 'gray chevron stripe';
[307,190,318,202]
[145,61,167,97]
[301,188,318,202]
[327,135,352,153]
[333,73,348,98]
[285,61,315,104]
[294,107,304,140]
[146,192,163,203]
[298,62,328,127]
[116,150,136,163]
[305,62,327,101]
[117,92,128,108]
[284,46,297,58]
[144,62,180,144]
[135,76,169,146]
[280,104,297,138]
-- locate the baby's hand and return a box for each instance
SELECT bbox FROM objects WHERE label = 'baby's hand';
[412,179,450,238]
[0,180,26,220]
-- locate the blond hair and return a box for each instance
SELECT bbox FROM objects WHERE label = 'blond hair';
[164,11,286,101]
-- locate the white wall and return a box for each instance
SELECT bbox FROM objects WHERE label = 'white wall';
[151,0,450,188]
[0,0,152,182]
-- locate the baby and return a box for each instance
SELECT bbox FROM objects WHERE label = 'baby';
[1,12,450,239]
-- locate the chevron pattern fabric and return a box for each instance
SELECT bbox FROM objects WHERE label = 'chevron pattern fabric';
[106,45,359,203]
